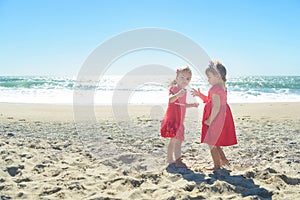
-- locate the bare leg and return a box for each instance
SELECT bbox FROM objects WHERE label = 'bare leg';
[174,139,182,161]
[205,145,221,170]
[167,138,175,163]
[174,139,187,168]
[217,147,229,166]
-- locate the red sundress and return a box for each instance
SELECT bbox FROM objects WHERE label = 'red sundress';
[160,85,186,140]
[201,85,237,146]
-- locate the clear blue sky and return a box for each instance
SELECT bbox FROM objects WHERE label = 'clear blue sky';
[0,0,299,76]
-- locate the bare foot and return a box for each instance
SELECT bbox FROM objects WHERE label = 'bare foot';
[204,165,221,171]
[167,160,175,164]
[220,159,229,166]
[175,161,188,168]
[175,157,188,168]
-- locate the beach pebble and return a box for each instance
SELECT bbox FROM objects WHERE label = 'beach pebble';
[106,136,113,140]
[40,187,62,196]
[6,165,22,176]
[19,183,27,188]
[244,171,255,178]
[33,164,46,173]
[0,142,6,146]
[7,133,14,137]
[265,167,277,173]
[154,142,164,148]
[122,170,130,175]
[19,153,33,159]
[17,192,24,198]
[0,194,12,200]
[68,183,85,190]
[52,145,62,150]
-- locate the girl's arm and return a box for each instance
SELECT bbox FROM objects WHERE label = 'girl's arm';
[169,88,186,103]
[205,94,220,126]
[192,88,208,103]
[186,103,199,108]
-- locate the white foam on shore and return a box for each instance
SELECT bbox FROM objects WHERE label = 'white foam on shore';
[1,75,300,104]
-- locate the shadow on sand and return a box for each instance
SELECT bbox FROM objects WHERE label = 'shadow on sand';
[166,164,273,199]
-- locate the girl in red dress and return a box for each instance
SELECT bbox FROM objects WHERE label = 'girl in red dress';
[160,66,199,168]
[192,61,237,170]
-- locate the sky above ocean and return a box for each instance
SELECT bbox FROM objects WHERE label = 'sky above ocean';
[0,0,299,77]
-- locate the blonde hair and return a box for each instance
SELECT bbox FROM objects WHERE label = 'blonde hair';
[170,66,192,86]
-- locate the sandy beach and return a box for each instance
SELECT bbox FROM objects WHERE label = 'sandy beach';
[0,102,299,199]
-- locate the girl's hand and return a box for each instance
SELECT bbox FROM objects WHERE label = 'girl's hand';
[192,103,199,107]
[176,88,186,98]
[204,119,210,126]
[191,88,201,97]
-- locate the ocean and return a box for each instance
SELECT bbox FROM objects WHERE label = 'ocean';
[0,75,300,105]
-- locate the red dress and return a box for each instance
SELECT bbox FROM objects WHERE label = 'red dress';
[160,85,186,140]
[201,85,237,146]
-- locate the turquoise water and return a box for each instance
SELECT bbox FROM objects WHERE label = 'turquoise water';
[1,76,300,104]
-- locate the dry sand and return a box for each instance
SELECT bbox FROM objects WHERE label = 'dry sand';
[0,102,299,199]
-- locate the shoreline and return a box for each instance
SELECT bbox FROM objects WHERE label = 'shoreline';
[1,101,300,122]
